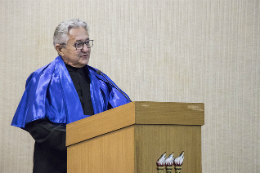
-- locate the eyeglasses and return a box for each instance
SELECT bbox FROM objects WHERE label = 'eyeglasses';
[60,40,94,50]
[74,40,94,50]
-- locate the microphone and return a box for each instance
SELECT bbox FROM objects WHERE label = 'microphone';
[96,70,132,102]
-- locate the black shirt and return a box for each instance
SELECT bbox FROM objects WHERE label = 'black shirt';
[65,64,94,115]
[25,64,94,173]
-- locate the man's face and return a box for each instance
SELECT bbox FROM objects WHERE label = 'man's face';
[60,27,91,68]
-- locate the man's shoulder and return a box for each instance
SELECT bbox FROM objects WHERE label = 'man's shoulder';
[25,57,60,87]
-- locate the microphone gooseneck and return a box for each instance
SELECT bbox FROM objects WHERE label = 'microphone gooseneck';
[96,70,132,102]
[96,70,102,75]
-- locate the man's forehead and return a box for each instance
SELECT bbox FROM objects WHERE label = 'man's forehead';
[68,27,89,40]
[75,38,89,42]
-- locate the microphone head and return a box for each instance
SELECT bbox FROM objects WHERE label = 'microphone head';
[96,70,102,75]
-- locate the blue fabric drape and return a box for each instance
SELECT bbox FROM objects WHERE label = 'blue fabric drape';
[11,56,131,128]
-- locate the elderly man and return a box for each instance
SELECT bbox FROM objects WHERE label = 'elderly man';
[11,19,131,173]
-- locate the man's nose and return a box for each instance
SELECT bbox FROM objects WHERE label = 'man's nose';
[81,43,89,52]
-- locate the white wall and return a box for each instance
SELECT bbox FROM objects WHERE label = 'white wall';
[0,0,259,172]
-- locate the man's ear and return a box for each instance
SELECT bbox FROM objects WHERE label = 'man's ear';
[55,44,65,56]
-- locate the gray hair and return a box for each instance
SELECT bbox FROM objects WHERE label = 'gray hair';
[53,19,89,47]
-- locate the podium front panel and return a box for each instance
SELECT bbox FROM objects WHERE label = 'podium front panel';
[67,126,135,173]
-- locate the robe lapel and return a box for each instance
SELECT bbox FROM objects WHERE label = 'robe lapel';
[56,56,87,124]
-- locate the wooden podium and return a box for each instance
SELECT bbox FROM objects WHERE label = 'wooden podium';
[66,101,204,173]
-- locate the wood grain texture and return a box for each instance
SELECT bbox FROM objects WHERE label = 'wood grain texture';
[68,124,202,173]
[134,125,202,173]
[66,102,136,146]
[66,101,204,146]
[67,102,203,172]
[67,126,135,173]
[135,101,204,125]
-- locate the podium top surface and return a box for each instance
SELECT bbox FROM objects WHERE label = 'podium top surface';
[66,101,204,146]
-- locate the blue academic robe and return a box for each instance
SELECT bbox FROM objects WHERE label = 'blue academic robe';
[11,56,131,128]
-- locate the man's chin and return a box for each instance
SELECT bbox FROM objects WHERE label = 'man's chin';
[79,59,89,66]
